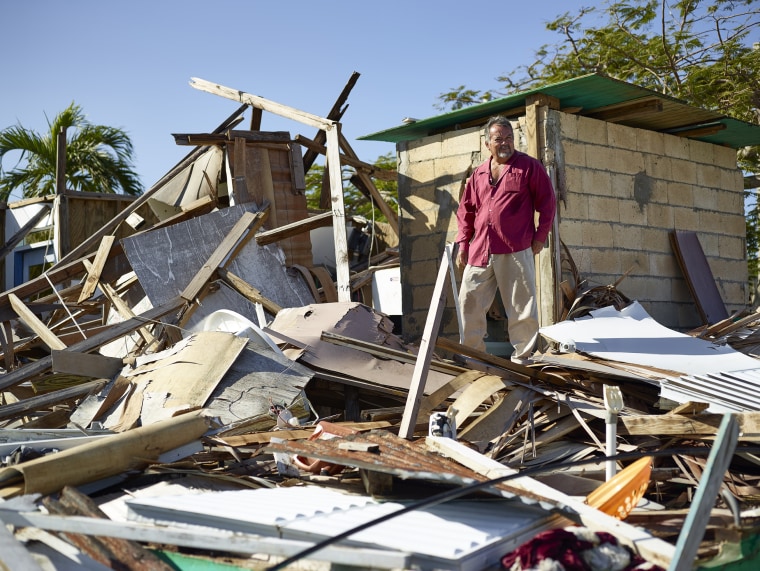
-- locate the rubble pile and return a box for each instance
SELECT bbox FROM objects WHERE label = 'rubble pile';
[1,76,760,571]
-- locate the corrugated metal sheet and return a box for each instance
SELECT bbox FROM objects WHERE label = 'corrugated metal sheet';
[125,486,553,571]
[360,73,760,149]
[662,368,760,413]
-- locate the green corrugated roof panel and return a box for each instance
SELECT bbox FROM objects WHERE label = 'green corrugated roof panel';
[359,74,760,149]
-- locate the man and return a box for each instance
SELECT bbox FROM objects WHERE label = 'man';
[455,115,556,363]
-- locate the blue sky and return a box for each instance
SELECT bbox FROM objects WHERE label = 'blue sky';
[1,0,578,198]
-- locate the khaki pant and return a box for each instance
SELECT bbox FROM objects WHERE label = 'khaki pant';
[458,248,538,359]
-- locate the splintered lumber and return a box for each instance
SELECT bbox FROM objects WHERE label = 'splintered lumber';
[77,235,115,303]
[97,277,157,348]
[0,378,108,423]
[302,71,360,171]
[0,410,211,498]
[8,293,66,351]
[216,267,283,315]
[255,210,334,246]
[294,134,396,182]
[181,210,268,302]
[620,410,760,437]
[0,296,186,392]
[398,248,452,439]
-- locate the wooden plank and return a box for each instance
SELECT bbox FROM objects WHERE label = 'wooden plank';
[180,210,268,302]
[621,410,760,437]
[0,378,108,422]
[256,210,333,246]
[426,436,675,570]
[216,267,283,315]
[294,134,397,182]
[97,276,157,348]
[669,414,739,571]
[459,386,536,447]
[77,235,115,303]
[0,296,186,392]
[325,126,351,301]
[51,350,123,379]
[302,71,360,171]
[8,293,66,351]
[189,77,335,131]
[398,249,451,439]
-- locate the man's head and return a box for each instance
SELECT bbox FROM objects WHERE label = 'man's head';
[484,116,514,163]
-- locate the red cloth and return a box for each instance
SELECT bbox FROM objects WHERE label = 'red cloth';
[501,527,665,571]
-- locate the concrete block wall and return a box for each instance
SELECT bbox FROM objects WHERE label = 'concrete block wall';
[558,112,746,330]
[396,109,747,343]
[397,126,483,342]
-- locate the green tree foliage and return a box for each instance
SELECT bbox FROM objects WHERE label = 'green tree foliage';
[0,102,143,201]
[304,153,398,223]
[436,0,760,284]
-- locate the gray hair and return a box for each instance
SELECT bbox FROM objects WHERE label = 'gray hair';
[484,116,513,140]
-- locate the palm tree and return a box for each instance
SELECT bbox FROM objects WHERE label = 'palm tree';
[0,102,143,201]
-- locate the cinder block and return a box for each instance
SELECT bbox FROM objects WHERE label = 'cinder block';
[715,145,740,169]
[673,208,700,232]
[589,248,622,274]
[613,223,644,249]
[558,219,584,247]
[646,203,674,229]
[587,195,620,222]
[561,140,587,167]
[636,129,665,155]
[581,221,614,247]
[663,135,690,160]
[581,169,613,196]
[402,159,437,185]
[689,139,714,165]
[645,154,673,181]
[618,199,646,226]
[667,182,694,207]
[696,165,722,189]
[561,192,589,219]
[406,135,444,161]
[585,145,617,171]
[610,173,634,199]
[674,156,702,184]
[559,112,579,140]
[575,116,608,145]
[608,149,646,176]
[719,235,746,260]
[691,185,718,211]
[649,252,680,278]
[641,227,671,253]
[441,128,480,156]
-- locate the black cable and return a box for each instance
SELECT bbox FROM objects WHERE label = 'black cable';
[266,444,760,570]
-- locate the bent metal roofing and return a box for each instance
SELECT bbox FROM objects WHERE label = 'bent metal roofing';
[359,73,760,150]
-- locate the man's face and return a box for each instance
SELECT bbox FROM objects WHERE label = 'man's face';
[487,125,515,161]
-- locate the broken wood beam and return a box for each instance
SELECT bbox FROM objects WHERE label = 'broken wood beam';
[0,378,108,423]
[8,293,67,351]
[216,267,283,315]
[190,77,335,132]
[302,71,360,171]
[77,235,115,303]
[180,210,268,302]
[294,135,396,182]
[0,296,186,392]
[255,210,333,246]
[620,410,760,437]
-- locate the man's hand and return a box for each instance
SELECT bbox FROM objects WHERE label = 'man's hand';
[531,240,544,255]
[457,249,468,269]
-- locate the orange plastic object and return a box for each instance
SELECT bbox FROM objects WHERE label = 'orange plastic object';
[292,421,358,476]
[585,455,652,520]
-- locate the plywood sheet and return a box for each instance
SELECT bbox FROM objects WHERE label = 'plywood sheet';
[120,204,315,322]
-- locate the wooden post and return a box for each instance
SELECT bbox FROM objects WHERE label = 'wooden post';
[325,125,350,302]
[398,247,452,439]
